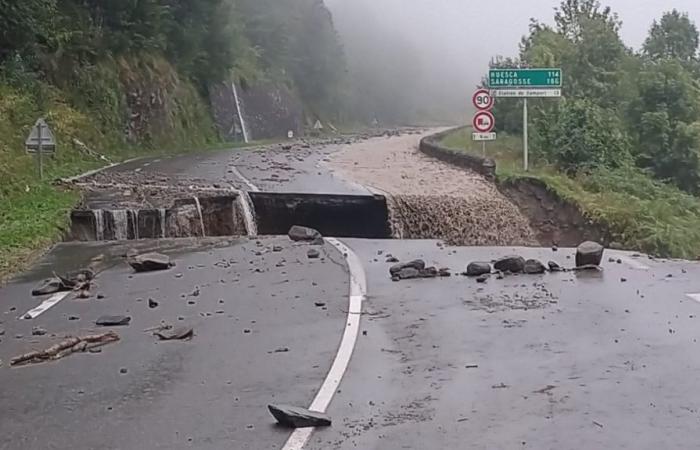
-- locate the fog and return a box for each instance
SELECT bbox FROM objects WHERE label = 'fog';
[326,0,700,124]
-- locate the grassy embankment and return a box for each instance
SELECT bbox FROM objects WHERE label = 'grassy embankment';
[0,58,272,280]
[441,127,700,258]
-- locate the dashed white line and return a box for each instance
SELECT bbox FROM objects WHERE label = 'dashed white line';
[281,238,367,450]
[686,293,700,303]
[21,291,72,319]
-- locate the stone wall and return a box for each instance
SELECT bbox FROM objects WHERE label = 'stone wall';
[419,127,496,180]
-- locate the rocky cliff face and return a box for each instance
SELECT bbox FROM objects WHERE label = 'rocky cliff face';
[209,81,304,142]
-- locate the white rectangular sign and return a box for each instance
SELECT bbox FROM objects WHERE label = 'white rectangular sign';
[491,89,561,98]
[472,132,496,141]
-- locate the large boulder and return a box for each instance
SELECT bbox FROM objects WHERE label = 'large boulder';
[576,241,604,267]
[389,260,426,276]
[268,404,331,428]
[128,253,174,272]
[466,262,491,277]
[493,256,526,273]
[288,225,324,245]
[523,259,546,274]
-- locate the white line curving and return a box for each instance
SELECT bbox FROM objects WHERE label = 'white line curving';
[229,166,259,192]
[281,238,367,450]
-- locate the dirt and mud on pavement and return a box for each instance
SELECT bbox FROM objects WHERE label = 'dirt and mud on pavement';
[326,131,538,246]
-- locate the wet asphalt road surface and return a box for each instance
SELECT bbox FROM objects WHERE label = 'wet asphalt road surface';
[3,238,700,449]
[6,133,700,449]
[100,139,372,196]
[0,237,349,450]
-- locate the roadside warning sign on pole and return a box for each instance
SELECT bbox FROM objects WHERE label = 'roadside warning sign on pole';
[472,89,494,111]
[25,118,56,181]
[472,111,495,133]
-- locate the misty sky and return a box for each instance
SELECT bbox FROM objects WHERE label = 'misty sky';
[326,0,700,116]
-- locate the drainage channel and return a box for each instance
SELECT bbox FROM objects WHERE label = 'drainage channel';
[67,192,392,242]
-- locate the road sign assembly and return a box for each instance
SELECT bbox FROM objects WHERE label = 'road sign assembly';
[488,68,563,171]
[25,118,56,181]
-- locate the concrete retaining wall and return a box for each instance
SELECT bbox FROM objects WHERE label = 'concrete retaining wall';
[419,127,496,180]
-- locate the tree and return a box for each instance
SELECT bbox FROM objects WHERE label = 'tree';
[535,98,631,173]
[554,0,620,42]
[644,10,699,62]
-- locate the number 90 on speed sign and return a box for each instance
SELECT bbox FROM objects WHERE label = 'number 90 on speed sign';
[472,89,494,111]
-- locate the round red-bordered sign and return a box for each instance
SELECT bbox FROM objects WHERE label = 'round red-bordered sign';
[473,111,495,133]
[472,89,494,111]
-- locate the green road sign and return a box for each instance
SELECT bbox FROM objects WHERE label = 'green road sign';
[489,68,562,88]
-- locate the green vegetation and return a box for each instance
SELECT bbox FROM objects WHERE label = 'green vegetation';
[469,0,700,258]
[0,0,349,278]
[441,125,700,258]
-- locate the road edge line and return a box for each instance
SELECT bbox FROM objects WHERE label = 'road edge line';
[281,238,367,450]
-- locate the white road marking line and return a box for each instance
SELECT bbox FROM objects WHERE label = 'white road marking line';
[229,166,259,192]
[618,256,650,270]
[281,238,367,450]
[687,293,700,303]
[21,291,71,319]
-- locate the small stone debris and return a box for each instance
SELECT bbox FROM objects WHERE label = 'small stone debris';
[494,256,526,273]
[288,225,324,245]
[552,246,558,252]
[548,261,562,272]
[128,252,174,273]
[466,262,491,277]
[96,293,105,299]
[191,286,200,297]
[96,315,131,327]
[154,326,194,341]
[523,259,546,275]
[314,302,326,307]
[268,347,290,354]
[491,383,509,389]
[621,277,627,283]
[272,246,283,252]
[307,249,320,259]
[390,260,425,276]
[617,259,622,264]
[148,298,159,309]
[576,241,604,267]
[31,278,66,296]
[267,404,331,428]
[119,367,128,374]
[31,327,48,336]
[465,364,479,369]
[438,268,451,277]
[476,274,489,283]
[68,315,80,321]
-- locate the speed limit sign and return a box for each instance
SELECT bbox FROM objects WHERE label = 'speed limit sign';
[472,89,494,111]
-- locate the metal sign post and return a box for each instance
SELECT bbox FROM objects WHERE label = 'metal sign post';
[489,68,562,172]
[523,98,529,171]
[25,118,57,180]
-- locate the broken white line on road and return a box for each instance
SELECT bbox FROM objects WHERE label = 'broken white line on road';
[686,293,700,303]
[21,291,71,319]
[281,238,367,450]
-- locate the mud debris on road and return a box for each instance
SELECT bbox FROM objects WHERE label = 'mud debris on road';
[327,132,537,246]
